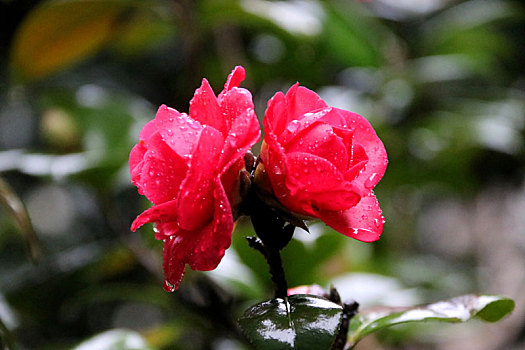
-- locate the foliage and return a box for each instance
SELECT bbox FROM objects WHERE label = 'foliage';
[0,0,524,349]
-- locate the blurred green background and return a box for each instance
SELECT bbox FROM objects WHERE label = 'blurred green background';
[1,0,524,349]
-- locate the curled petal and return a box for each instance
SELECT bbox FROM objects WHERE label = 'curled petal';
[284,84,327,123]
[223,65,245,91]
[139,119,158,142]
[162,229,192,292]
[285,152,345,194]
[283,152,361,215]
[188,182,233,271]
[155,105,203,159]
[285,123,348,172]
[131,200,178,231]
[189,78,223,132]
[219,87,255,133]
[319,193,384,243]
[264,91,289,137]
[331,108,388,190]
[177,126,224,231]
[129,142,146,191]
[139,133,188,204]
[160,182,234,291]
[218,108,260,175]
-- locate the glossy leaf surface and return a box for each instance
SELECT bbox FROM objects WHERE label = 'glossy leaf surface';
[238,294,343,350]
[347,294,515,348]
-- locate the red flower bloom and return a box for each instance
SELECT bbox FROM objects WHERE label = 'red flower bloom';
[258,84,387,242]
[129,67,260,291]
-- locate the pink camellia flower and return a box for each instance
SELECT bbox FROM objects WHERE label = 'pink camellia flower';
[129,67,260,291]
[257,84,387,242]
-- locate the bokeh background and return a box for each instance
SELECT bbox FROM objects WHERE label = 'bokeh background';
[1,0,524,349]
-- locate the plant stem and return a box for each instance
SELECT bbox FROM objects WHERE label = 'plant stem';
[266,244,288,299]
[246,236,288,299]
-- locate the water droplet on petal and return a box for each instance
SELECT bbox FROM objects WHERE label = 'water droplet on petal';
[365,173,377,189]
[287,120,300,132]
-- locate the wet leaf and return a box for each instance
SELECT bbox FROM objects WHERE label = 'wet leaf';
[347,294,515,348]
[238,294,343,350]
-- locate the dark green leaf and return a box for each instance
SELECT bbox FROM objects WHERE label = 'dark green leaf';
[239,295,343,350]
[347,294,515,348]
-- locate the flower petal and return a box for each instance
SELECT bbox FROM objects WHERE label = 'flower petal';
[131,199,178,231]
[139,119,158,142]
[162,229,192,292]
[332,108,388,190]
[188,181,233,271]
[285,123,348,172]
[155,104,203,159]
[129,142,146,192]
[223,65,245,91]
[285,84,327,123]
[177,126,224,231]
[264,91,289,137]
[319,193,384,242]
[218,107,260,175]
[189,78,224,133]
[283,152,360,215]
[218,87,255,133]
[139,132,188,204]
[160,182,234,291]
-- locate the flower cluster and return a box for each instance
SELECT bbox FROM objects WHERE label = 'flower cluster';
[129,66,387,291]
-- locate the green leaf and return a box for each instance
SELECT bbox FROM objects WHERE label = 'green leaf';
[9,0,139,82]
[322,1,386,67]
[238,294,343,350]
[347,294,515,348]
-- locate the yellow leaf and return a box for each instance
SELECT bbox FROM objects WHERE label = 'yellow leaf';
[10,0,133,82]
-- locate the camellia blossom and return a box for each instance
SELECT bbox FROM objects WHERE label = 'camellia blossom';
[257,83,388,242]
[129,67,260,291]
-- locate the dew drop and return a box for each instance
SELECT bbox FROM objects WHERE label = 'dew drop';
[189,122,200,130]
[287,120,300,132]
[365,173,377,189]
[163,279,176,292]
